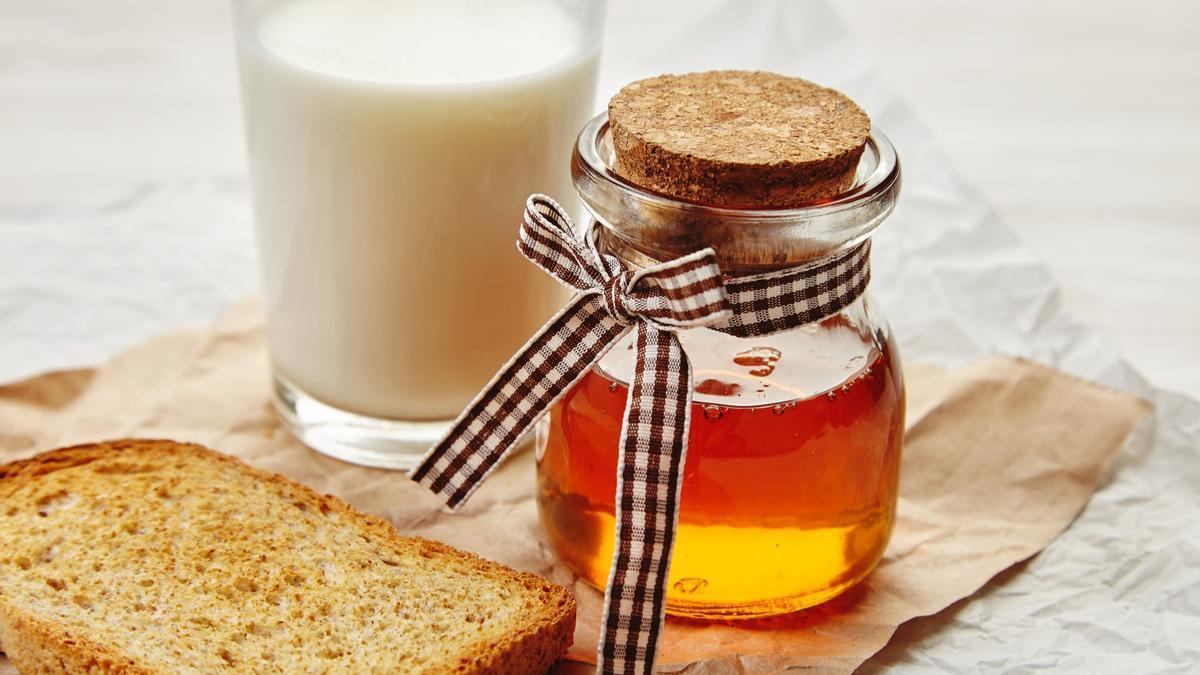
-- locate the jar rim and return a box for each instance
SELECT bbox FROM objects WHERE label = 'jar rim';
[571,111,902,272]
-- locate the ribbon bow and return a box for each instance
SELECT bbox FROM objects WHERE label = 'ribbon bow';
[413,195,871,674]
[517,195,732,332]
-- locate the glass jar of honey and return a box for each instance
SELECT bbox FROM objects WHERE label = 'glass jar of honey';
[535,104,904,619]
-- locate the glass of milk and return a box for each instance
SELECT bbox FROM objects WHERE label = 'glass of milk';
[232,0,605,469]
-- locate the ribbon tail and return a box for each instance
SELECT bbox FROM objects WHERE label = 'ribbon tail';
[598,323,692,675]
[411,294,629,509]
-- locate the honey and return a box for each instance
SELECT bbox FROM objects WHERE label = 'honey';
[536,317,905,618]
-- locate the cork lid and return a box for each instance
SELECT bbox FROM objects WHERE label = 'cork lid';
[608,71,871,208]
[571,114,900,273]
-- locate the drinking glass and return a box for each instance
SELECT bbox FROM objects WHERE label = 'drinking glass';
[232,0,606,468]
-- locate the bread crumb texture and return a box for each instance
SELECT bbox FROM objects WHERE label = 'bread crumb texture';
[0,440,574,674]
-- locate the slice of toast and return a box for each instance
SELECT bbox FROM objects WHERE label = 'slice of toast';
[0,440,574,674]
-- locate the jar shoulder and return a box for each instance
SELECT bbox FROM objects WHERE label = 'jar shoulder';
[597,293,899,405]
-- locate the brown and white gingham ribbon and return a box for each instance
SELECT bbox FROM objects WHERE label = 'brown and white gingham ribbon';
[412,194,871,674]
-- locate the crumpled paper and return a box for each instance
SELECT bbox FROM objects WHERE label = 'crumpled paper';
[2,0,1198,671]
[0,300,1149,672]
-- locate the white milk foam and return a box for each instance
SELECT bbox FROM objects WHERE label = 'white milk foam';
[257,0,586,84]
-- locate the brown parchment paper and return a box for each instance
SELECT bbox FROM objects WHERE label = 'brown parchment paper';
[0,300,1150,674]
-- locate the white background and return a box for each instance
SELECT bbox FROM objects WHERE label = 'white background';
[2,0,1197,397]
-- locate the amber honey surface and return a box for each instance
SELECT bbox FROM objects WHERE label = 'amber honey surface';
[536,327,904,618]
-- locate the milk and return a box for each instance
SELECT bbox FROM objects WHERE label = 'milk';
[235,0,600,421]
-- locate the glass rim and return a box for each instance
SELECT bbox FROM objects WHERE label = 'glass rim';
[230,0,608,89]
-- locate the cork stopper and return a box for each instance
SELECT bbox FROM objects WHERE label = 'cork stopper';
[608,71,871,208]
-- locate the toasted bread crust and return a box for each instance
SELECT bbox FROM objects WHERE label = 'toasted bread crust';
[0,440,574,674]
[0,599,150,674]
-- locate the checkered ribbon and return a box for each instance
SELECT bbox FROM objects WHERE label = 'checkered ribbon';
[412,194,871,674]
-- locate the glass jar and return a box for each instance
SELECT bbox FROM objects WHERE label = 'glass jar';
[535,112,905,619]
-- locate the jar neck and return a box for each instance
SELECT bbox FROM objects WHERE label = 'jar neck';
[595,223,878,276]
[572,113,901,275]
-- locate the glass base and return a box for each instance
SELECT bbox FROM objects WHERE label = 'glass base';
[271,374,452,471]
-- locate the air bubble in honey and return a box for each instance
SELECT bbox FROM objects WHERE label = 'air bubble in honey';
[673,577,708,594]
